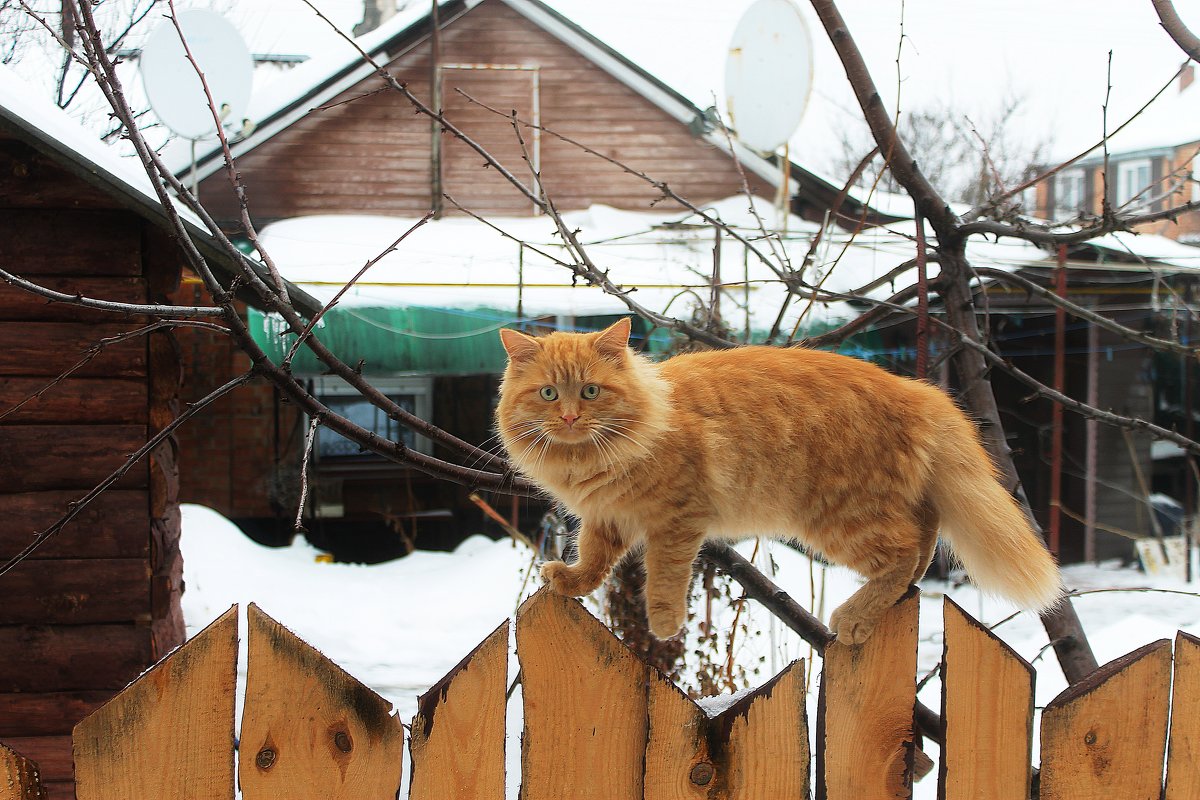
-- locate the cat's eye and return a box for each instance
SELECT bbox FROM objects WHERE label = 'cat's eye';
[539,386,558,401]
[581,384,601,400]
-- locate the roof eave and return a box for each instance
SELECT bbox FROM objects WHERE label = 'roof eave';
[0,106,321,316]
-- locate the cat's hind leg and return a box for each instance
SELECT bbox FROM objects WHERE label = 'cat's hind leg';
[541,519,626,597]
[642,531,704,639]
[828,519,923,645]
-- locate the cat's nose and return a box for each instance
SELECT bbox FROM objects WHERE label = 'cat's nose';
[560,413,579,427]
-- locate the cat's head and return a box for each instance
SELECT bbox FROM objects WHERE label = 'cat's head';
[495,318,664,472]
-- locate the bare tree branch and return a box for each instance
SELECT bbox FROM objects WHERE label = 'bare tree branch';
[1153,0,1200,62]
[0,266,224,317]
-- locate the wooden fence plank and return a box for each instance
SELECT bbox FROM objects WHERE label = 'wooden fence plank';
[516,588,648,800]
[0,741,46,800]
[409,620,508,800]
[72,605,237,800]
[1166,631,1200,800]
[646,659,808,800]
[239,603,404,800]
[1040,638,1172,800]
[941,598,1034,800]
[817,589,918,800]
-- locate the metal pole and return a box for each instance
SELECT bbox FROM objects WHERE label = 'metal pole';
[1085,305,1098,563]
[1050,244,1067,555]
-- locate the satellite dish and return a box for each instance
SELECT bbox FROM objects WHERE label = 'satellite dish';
[140,10,252,141]
[725,0,813,153]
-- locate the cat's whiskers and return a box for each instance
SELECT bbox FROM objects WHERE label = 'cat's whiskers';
[594,421,655,460]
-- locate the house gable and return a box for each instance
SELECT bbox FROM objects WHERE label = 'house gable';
[196,0,773,226]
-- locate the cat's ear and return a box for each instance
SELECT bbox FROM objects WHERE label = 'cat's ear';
[594,317,632,359]
[499,328,541,362]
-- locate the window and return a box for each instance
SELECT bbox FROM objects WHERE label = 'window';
[1116,158,1152,207]
[312,375,434,459]
[1054,169,1086,215]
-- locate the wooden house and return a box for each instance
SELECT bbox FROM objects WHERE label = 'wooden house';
[1032,63,1200,244]
[0,68,316,798]
[165,0,880,560]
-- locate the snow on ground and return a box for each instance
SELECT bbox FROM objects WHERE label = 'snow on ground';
[181,503,1200,799]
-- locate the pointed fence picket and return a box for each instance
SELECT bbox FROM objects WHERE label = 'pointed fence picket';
[2,588,1196,799]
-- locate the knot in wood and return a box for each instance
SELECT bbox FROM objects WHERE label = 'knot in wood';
[689,762,714,786]
[256,748,276,770]
[334,731,353,753]
[1084,730,1097,746]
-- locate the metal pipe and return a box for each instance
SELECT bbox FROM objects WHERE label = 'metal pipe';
[1050,244,1067,555]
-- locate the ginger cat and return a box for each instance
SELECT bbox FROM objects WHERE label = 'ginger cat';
[496,317,1062,644]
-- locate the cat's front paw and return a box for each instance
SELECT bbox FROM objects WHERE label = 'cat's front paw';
[647,602,686,640]
[540,561,593,597]
[829,604,879,645]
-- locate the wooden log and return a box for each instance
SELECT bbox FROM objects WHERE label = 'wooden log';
[73,605,237,800]
[1166,631,1200,800]
[941,598,1034,800]
[0,323,147,378]
[0,624,153,692]
[0,425,148,492]
[0,490,149,560]
[0,210,138,274]
[0,740,47,800]
[0,144,121,212]
[409,620,508,800]
[645,659,808,800]
[516,588,648,800]
[0,691,113,737]
[0,559,149,625]
[0,378,146,424]
[1040,638,1172,800]
[239,603,404,800]
[817,589,919,800]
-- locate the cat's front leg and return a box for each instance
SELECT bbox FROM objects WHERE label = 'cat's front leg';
[643,531,704,639]
[541,519,625,597]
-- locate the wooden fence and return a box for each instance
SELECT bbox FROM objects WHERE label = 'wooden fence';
[2,588,1197,799]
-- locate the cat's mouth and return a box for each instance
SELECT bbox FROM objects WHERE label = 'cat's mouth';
[548,424,592,444]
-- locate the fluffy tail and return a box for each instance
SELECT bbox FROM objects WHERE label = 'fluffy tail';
[928,418,1064,612]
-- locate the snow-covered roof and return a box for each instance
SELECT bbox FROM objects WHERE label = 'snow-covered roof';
[0,63,320,314]
[1076,230,1200,271]
[255,194,1056,339]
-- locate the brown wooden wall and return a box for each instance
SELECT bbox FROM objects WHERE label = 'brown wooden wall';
[0,136,186,800]
[198,0,772,226]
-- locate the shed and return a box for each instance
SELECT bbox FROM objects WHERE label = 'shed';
[0,66,315,798]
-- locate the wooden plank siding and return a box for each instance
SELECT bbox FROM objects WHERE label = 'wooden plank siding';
[0,135,185,790]
[197,0,771,226]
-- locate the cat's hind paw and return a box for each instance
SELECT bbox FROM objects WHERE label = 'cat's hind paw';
[540,561,599,597]
[829,605,879,645]
[647,602,686,640]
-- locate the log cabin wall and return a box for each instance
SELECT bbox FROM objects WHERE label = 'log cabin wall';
[197,0,772,227]
[0,136,186,800]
